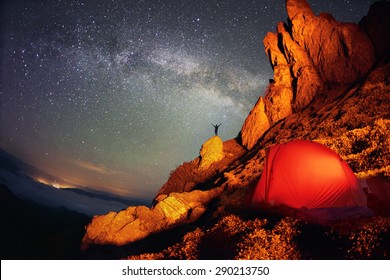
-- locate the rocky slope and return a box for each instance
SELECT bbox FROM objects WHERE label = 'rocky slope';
[81,0,390,258]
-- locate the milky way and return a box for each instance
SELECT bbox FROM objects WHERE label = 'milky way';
[0,0,377,199]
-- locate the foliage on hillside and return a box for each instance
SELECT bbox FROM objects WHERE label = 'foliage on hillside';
[126,214,390,260]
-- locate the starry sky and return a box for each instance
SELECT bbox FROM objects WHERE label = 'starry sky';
[0,0,377,200]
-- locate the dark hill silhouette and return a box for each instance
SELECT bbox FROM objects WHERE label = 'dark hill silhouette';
[0,183,90,259]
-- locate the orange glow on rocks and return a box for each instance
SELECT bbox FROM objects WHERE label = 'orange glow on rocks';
[81,188,223,248]
[198,136,225,170]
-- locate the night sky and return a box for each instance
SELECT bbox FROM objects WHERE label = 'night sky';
[1,0,377,200]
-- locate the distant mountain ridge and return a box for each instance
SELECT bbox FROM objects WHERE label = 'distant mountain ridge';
[61,187,149,207]
[0,148,151,217]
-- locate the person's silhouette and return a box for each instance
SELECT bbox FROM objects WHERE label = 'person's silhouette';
[212,123,221,136]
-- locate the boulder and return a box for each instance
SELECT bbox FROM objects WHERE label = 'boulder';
[199,136,224,170]
[81,188,222,248]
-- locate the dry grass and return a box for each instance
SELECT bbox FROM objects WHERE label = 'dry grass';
[328,216,390,259]
[127,213,389,260]
[236,216,301,260]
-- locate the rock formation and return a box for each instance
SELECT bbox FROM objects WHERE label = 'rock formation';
[155,138,245,196]
[240,0,379,150]
[81,188,222,248]
[287,0,375,84]
[198,136,224,170]
[240,97,270,150]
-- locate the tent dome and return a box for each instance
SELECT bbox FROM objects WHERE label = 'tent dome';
[252,140,371,219]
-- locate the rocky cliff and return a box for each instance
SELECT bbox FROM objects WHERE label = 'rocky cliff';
[81,0,390,258]
[239,0,388,150]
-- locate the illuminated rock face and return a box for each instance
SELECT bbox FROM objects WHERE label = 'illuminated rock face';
[240,97,270,150]
[265,21,323,114]
[240,0,378,150]
[81,188,222,248]
[286,0,375,84]
[198,136,224,170]
[155,138,245,196]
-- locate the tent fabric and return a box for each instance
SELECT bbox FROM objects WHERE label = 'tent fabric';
[252,140,368,210]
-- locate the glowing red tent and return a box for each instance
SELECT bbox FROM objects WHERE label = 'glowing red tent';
[252,140,373,220]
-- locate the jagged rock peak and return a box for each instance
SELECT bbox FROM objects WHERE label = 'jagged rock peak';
[286,0,314,21]
[239,0,380,150]
[285,0,376,84]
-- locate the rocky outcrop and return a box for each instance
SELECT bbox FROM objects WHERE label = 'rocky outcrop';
[198,136,224,170]
[240,0,381,150]
[156,138,245,196]
[270,21,323,112]
[287,0,375,84]
[81,188,222,248]
[240,97,270,150]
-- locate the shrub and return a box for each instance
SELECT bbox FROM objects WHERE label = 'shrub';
[237,217,301,260]
[165,228,205,259]
[328,217,390,259]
